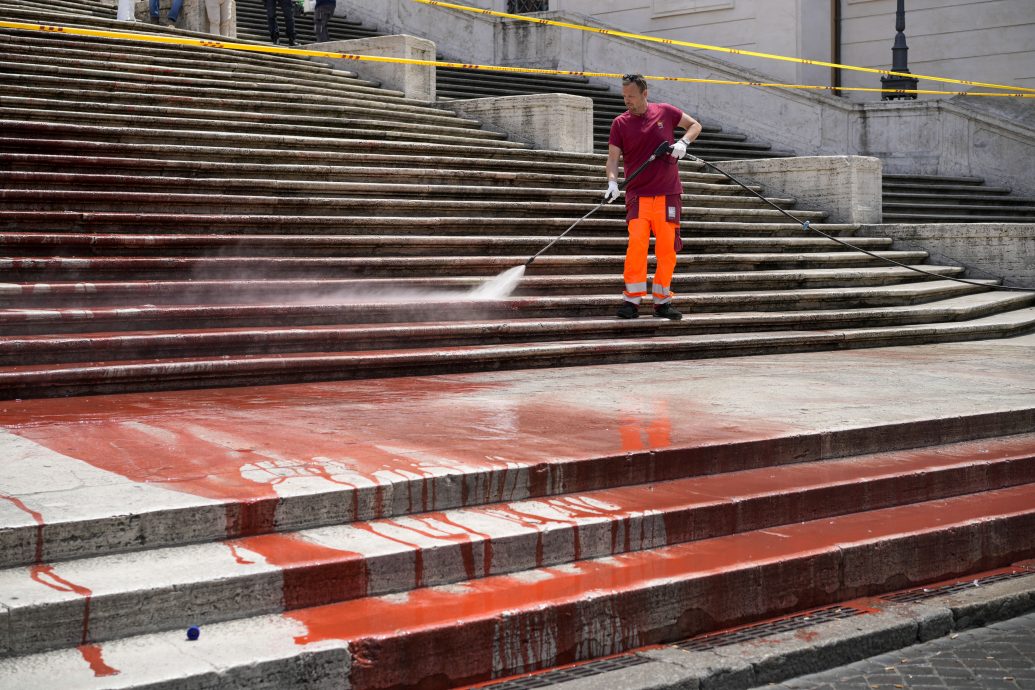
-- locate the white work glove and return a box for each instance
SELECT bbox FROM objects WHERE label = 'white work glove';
[604,180,620,203]
[670,140,689,160]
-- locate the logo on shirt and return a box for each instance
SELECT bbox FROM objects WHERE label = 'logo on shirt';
[656,122,664,129]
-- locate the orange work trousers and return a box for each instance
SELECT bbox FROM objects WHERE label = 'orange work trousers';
[623,195,677,304]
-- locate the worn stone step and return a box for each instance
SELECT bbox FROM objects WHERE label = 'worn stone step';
[0,173,782,207]
[0,305,1031,398]
[0,232,909,260]
[0,255,959,289]
[0,33,367,83]
[883,174,986,186]
[0,211,862,237]
[0,273,991,312]
[2,480,1034,687]
[885,212,1035,223]
[883,182,1012,195]
[0,165,754,196]
[5,291,1029,365]
[884,202,1035,216]
[3,432,1034,657]
[1,84,481,129]
[0,104,510,144]
[3,290,1026,338]
[0,192,831,222]
[0,58,425,109]
[0,266,964,308]
[883,192,1026,205]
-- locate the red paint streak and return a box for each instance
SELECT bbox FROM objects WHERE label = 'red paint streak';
[78,644,119,677]
[0,492,45,563]
[351,522,425,588]
[284,483,1035,689]
[229,532,368,609]
[226,542,255,565]
[31,565,94,645]
[430,512,495,578]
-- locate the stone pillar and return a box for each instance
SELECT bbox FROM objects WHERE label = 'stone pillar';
[308,35,436,102]
[134,0,238,39]
[719,156,883,225]
[447,93,595,153]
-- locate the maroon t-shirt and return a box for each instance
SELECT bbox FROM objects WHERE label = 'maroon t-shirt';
[608,102,683,200]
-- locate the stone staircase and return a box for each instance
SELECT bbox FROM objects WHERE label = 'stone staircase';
[884,174,1035,223]
[2,6,1035,400]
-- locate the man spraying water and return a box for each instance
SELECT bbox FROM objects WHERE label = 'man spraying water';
[606,74,702,320]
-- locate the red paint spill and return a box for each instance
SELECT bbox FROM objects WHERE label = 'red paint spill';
[282,483,1035,689]
[351,521,425,588]
[0,492,45,563]
[228,532,369,609]
[31,564,98,656]
[226,542,255,565]
[78,644,119,677]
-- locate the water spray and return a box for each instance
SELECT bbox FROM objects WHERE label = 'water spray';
[472,141,674,300]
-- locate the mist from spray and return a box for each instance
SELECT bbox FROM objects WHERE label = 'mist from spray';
[468,265,527,300]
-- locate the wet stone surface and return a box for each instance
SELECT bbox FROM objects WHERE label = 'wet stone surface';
[769,609,1035,689]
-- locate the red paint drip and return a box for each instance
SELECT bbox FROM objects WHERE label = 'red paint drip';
[31,565,94,645]
[226,542,256,565]
[0,492,45,563]
[352,522,425,588]
[231,532,369,609]
[78,644,120,677]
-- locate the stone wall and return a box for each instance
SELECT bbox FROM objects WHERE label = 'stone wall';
[719,156,882,224]
[340,1,1035,197]
[858,223,1035,288]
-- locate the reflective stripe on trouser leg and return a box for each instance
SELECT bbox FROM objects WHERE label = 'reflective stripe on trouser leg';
[623,217,651,303]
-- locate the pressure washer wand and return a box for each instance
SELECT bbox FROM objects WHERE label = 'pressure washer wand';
[525,140,673,267]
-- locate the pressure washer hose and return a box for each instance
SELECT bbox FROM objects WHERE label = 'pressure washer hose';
[693,154,1035,293]
[525,141,673,267]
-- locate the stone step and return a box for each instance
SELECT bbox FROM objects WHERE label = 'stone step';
[2,479,1034,687]
[883,174,986,186]
[0,257,960,289]
[884,191,1035,206]
[3,291,1028,365]
[2,0,111,19]
[0,57,426,108]
[0,265,962,308]
[3,432,1034,658]
[884,202,1035,217]
[0,211,860,237]
[0,71,458,122]
[3,301,1030,399]
[2,289,1025,337]
[0,232,907,258]
[0,172,781,205]
[0,47,387,99]
[0,164,754,195]
[0,192,830,222]
[0,83,480,128]
[0,104,510,145]
[885,212,1035,223]
[882,182,1012,195]
[0,32,367,82]
[234,2,380,43]
[0,136,625,177]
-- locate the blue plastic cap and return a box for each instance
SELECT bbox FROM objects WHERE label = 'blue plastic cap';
[187,626,201,641]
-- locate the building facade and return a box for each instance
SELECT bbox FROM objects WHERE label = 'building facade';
[508,0,1035,101]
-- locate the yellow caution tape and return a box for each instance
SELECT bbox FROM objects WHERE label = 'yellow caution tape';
[415,0,1035,95]
[1,19,1033,99]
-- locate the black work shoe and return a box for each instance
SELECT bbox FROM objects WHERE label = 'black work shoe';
[616,301,640,319]
[653,303,683,320]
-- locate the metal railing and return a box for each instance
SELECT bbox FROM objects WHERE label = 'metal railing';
[506,0,548,13]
